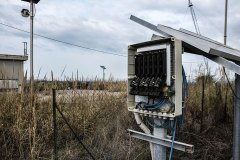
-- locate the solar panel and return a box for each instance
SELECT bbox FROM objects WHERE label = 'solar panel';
[21,0,40,4]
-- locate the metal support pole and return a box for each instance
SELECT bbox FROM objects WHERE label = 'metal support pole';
[233,73,240,160]
[223,0,228,78]
[30,0,34,95]
[23,42,27,56]
[222,0,228,122]
[200,77,205,132]
[152,119,167,160]
[103,68,105,81]
[100,66,106,81]
[52,89,58,160]
[29,2,36,159]
[224,0,228,45]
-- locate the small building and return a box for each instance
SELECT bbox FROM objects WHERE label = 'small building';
[0,54,28,90]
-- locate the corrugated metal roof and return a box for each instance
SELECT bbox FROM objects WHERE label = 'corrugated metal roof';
[0,54,28,61]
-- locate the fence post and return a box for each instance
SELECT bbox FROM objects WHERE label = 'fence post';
[52,89,57,160]
[200,76,205,132]
[233,73,240,160]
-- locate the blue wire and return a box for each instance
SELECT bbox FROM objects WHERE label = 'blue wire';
[143,100,165,108]
[182,66,188,100]
[169,119,177,160]
[138,99,167,111]
[144,103,165,111]
[181,66,188,126]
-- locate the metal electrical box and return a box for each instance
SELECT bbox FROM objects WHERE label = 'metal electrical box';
[127,37,183,118]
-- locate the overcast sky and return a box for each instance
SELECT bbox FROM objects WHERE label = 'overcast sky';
[0,0,239,80]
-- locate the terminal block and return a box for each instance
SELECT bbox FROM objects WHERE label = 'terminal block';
[129,49,167,97]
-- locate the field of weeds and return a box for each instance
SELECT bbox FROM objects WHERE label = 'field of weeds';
[0,75,235,160]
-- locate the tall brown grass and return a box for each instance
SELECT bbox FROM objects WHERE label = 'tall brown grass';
[0,79,150,160]
[0,72,235,159]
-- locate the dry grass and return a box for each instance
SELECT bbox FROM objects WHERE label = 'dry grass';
[0,79,150,160]
[0,73,235,160]
[174,80,233,160]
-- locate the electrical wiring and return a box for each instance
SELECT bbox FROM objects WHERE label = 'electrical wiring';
[182,66,188,99]
[142,99,166,108]
[136,66,188,129]
[169,119,177,160]
[137,99,172,111]
[181,67,188,125]
[223,68,240,100]
[0,22,127,57]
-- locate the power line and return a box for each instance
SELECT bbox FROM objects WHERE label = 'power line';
[0,22,127,57]
[188,0,201,34]
[0,22,217,66]
[193,5,222,34]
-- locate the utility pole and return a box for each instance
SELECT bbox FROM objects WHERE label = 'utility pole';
[23,42,28,56]
[222,0,229,122]
[21,0,40,95]
[21,1,40,159]
[221,0,228,80]
[100,66,106,81]
[224,0,228,45]
[30,0,34,96]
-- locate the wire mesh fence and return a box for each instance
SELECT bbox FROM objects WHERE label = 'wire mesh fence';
[43,79,128,159]
[0,72,235,159]
[52,89,96,160]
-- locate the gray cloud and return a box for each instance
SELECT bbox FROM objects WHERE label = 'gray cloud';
[0,0,239,79]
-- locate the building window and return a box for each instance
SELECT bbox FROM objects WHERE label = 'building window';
[0,80,19,89]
